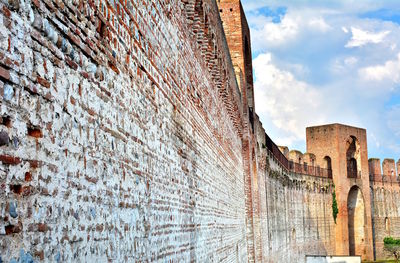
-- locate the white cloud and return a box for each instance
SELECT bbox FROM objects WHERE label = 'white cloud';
[250,10,332,51]
[369,133,381,148]
[359,53,400,84]
[253,14,299,47]
[382,106,400,153]
[344,56,358,66]
[309,17,332,32]
[253,53,326,143]
[345,27,390,48]
[242,1,400,159]
[242,0,395,15]
[331,56,358,74]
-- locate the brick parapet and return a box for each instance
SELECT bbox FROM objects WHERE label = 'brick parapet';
[0,0,249,261]
[369,157,400,182]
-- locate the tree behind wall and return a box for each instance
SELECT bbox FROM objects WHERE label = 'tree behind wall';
[384,237,400,261]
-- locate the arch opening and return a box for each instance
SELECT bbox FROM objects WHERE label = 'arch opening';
[348,158,357,178]
[385,217,390,235]
[346,136,361,178]
[324,156,332,178]
[348,186,366,258]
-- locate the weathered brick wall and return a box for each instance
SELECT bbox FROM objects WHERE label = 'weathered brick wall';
[2,0,397,262]
[369,158,400,260]
[252,119,336,263]
[255,152,336,263]
[0,0,249,261]
[370,183,400,259]
[217,1,259,261]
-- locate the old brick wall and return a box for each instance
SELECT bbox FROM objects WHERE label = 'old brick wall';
[217,1,259,261]
[259,167,336,263]
[0,0,250,261]
[2,0,397,262]
[369,158,400,260]
[251,119,337,263]
[370,184,400,260]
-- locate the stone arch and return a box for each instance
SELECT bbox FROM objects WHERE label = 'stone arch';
[346,136,361,178]
[324,156,332,178]
[385,217,390,235]
[348,185,366,257]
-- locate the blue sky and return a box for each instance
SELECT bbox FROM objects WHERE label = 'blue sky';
[241,0,400,161]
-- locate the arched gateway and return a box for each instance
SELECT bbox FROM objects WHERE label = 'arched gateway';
[348,186,366,257]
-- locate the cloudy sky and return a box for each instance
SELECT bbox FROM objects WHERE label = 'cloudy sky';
[241,0,400,161]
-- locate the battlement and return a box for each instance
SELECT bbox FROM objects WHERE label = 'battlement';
[307,123,367,131]
[368,158,400,183]
[0,0,394,262]
[274,125,400,186]
[272,147,332,178]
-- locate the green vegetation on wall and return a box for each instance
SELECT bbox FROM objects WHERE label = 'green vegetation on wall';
[384,237,400,245]
[332,185,339,224]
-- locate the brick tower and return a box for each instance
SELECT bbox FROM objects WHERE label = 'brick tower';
[306,124,374,260]
[218,1,260,261]
[217,0,254,112]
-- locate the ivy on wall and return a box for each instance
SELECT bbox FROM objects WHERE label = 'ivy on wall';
[332,185,339,224]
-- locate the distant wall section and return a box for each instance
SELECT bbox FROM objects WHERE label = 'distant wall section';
[251,118,337,263]
[369,158,400,260]
[0,0,248,261]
